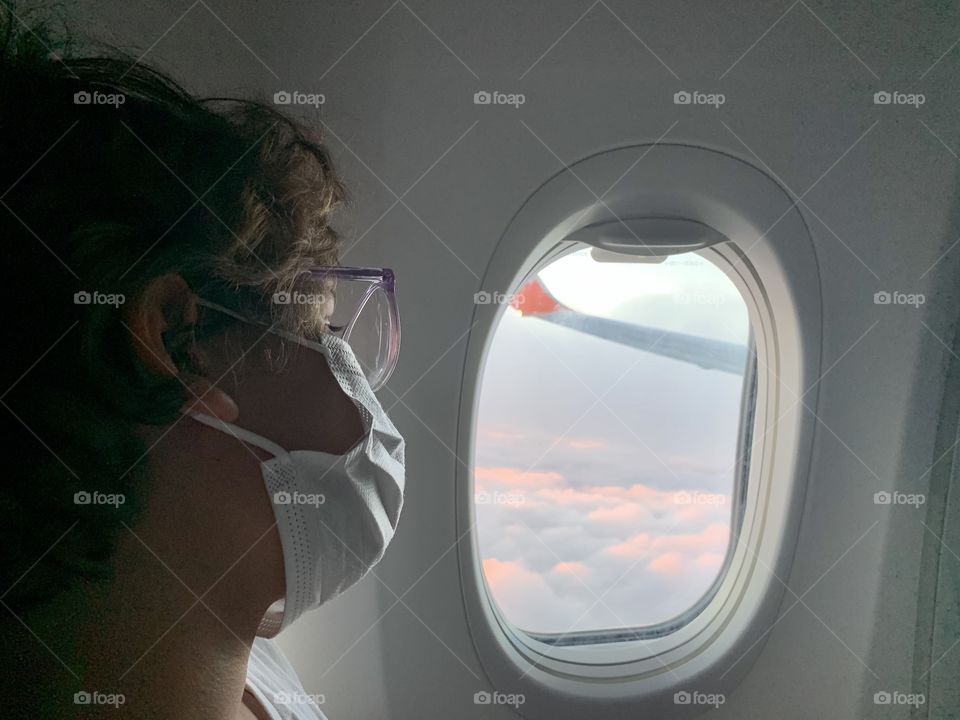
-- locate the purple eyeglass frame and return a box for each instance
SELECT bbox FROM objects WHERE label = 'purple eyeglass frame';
[308,266,400,390]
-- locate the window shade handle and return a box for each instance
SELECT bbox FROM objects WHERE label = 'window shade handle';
[565,217,729,256]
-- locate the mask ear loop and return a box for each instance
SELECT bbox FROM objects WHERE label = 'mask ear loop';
[186,411,289,459]
[186,407,296,638]
[188,300,362,639]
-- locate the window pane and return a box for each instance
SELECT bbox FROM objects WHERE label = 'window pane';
[475,248,753,640]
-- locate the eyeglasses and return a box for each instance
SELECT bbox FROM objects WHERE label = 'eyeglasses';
[199,266,401,391]
[303,266,401,391]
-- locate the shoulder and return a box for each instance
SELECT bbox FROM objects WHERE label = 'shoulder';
[250,637,297,675]
[247,638,328,720]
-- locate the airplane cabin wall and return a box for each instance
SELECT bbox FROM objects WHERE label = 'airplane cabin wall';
[49,1,960,717]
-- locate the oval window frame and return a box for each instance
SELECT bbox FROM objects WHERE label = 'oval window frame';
[455,143,822,717]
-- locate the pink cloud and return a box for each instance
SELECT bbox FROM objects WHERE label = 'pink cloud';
[476,474,731,522]
[474,466,564,490]
[592,483,696,508]
[604,532,653,557]
[482,558,528,591]
[583,485,729,526]
[539,482,682,510]
[672,503,725,523]
[648,552,684,575]
[603,523,729,559]
[587,502,652,525]
[536,487,621,506]
[481,559,558,623]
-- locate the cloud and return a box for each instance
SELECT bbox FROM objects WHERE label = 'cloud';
[603,532,653,558]
[534,486,620,507]
[586,502,653,525]
[648,552,685,575]
[551,561,590,578]
[474,465,564,490]
[481,558,587,632]
[604,523,729,559]
[561,436,607,450]
[482,558,537,593]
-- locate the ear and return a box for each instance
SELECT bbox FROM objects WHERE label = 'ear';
[125,273,239,422]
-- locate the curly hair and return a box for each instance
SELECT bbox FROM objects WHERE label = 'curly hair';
[0,1,347,613]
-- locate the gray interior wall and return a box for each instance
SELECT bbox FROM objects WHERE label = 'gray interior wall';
[34,1,960,717]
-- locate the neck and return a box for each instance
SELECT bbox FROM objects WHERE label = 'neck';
[2,421,284,719]
[77,532,262,719]
[1,548,263,720]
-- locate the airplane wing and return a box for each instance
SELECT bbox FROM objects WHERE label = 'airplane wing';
[510,278,749,375]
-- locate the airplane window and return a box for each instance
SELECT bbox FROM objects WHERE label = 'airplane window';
[475,247,756,643]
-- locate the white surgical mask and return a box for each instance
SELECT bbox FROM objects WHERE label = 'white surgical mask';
[188,321,405,637]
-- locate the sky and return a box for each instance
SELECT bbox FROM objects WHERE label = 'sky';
[474,249,751,637]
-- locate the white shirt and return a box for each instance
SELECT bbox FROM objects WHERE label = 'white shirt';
[245,637,328,720]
